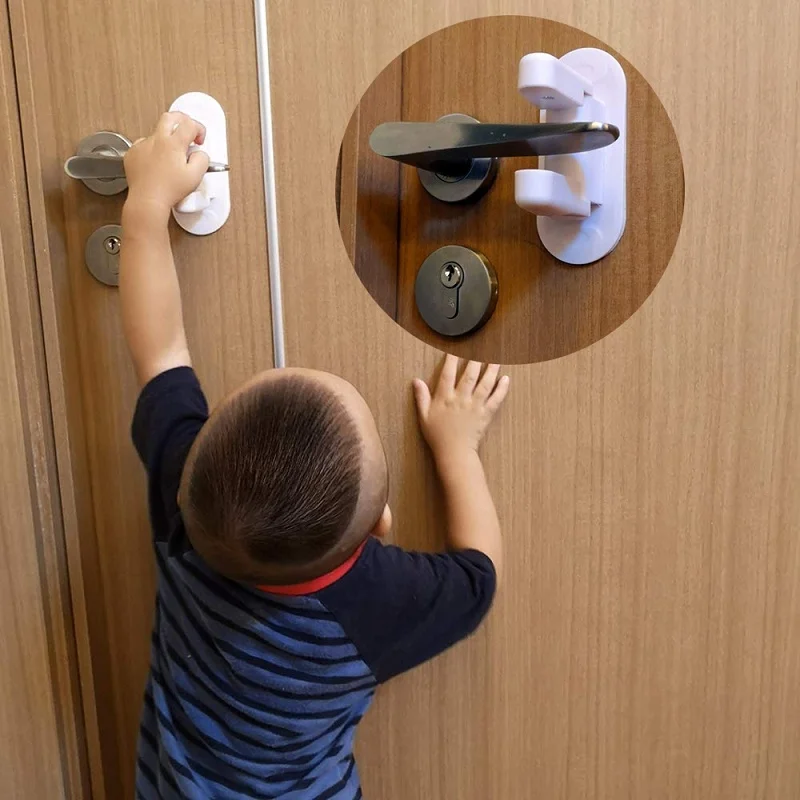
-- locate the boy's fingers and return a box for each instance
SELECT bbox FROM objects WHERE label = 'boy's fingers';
[173,117,206,147]
[436,354,459,394]
[186,149,210,183]
[157,111,187,136]
[475,363,500,399]
[485,375,510,412]
[412,379,431,418]
[457,360,482,396]
[156,111,206,147]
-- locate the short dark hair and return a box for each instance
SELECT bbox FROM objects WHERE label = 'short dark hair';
[183,375,363,568]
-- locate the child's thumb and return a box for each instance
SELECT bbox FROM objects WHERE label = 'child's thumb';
[412,379,431,418]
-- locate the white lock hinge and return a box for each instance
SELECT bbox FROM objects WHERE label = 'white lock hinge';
[515,48,627,264]
[169,92,231,236]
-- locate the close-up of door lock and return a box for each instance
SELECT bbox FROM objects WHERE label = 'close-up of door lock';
[369,47,628,337]
[62,93,231,285]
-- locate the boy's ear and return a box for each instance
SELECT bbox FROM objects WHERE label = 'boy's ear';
[371,504,392,539]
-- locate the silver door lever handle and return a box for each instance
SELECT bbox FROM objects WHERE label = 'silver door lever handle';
[370,121,618,176]
[64,153,230,181]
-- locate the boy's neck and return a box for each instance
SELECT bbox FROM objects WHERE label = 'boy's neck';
[256,538,369,596]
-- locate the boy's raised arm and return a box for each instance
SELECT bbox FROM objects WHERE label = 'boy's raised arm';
[120,112,209,387]
[413,355,510,584]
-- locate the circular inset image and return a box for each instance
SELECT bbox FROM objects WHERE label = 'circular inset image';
[336,16,685,364]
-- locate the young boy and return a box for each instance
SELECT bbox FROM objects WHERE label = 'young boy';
[123,112,509,800]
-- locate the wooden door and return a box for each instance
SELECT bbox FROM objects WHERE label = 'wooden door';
[269,2,800,799]
[7,0,800,797]
[7,0,274,795]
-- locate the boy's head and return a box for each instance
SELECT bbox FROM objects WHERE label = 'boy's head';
[179,369,391,585]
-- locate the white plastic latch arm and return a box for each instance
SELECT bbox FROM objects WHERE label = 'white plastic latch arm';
[515,48,627,265]
[169,92,230,235]
[517,170,591,217]
[518,53,593,109]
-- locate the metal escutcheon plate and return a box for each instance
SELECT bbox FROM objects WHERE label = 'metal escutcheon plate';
[76,131,132,196]
[417,114,499,203]
[415,245,498,337]
[85,224,122,286]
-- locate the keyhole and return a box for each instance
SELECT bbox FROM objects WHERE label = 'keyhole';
[440,262,463,288]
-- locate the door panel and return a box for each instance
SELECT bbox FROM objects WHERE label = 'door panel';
[0,4,86,795]
[269,2,800,799]
[8,0,273,794]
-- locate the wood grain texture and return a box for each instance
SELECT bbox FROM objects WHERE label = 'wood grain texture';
[8,0,273,794]
[340,17,685,364]
[338,57,403,318]
[0,3,87,796]
[269,2,800,798]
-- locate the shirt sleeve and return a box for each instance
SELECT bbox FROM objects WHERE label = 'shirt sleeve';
[316,537,497,683]
[131,366,209,544]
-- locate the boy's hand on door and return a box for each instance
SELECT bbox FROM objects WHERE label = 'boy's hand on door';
[123,111,210,223]
[413,354,510,465]
[413,354,508,581]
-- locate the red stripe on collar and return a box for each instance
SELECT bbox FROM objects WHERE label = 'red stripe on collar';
[257,539,367,596]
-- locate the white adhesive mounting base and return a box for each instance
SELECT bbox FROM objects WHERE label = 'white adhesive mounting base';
[169,92,230,235]
[516,48,626,265]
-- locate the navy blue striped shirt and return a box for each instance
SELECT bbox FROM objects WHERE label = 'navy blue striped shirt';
[132,368,496,799]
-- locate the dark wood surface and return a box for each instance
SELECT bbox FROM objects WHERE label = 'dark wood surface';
[338,57,403,318]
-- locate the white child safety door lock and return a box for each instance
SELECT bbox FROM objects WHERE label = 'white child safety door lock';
[516,48,627,264]
[169,92,231,236]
